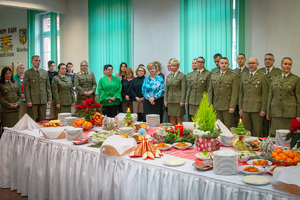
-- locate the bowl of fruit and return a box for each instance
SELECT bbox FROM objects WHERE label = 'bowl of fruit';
[271,148,300,166]
[72,119,93,131]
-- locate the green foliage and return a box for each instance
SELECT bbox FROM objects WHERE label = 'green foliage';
[285,132,300,149]
[88,141,103,148]
[161,128,198,144]
[192,92,217,133]
[201,127,221,139]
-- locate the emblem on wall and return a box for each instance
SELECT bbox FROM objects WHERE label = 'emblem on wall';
[19,28,27,45]
[0,34,13,53]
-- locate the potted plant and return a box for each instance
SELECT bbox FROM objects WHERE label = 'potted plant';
[76,97,102,123]
[285,118,300,149]
[192,92,221,151]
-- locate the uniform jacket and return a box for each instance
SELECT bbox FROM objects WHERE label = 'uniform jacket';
[211,67,220,73]
[0,81,22,112]
[208,70,239,111]
[52,75,75,105]
[185,69,211,105]
[75,71,97,100]
[234,66,249,78]
[164,71,186,104]
[267,73,300,118]
[258,67,281,88]
[239,71,268,112]
[24,68,52,104]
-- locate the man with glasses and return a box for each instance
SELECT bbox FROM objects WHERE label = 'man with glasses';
[239,57,268,137]
[185,57,211,121]
[258,53,281,137]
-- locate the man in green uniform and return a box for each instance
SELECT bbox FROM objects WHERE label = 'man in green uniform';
[234,53,249,78]
[185,57,211,121]
[52,63,75,117]
[208,57,239,128]
[267,57,300,136]
[75,60,97,105]
[239,57,268,137]
[24,55,52,122]
[186,59,198,121]
[211,53,222,73]
[258,53,282,137]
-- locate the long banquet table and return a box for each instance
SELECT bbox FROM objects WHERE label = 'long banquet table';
[0,128,298,200]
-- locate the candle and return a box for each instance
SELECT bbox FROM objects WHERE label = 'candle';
[175,124,184,137]
[127,107,130,112]
[239,118,242,123]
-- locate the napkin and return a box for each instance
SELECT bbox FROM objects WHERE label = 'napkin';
[275,129,290,146]
[101,135,137,155]
[272,166,300,192]
[39,127,66,139]
[13,114,40,131]
[216,119,233,136]
[129,139,163,160]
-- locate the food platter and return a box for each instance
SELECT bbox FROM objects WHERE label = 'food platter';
[238,165,265,175]
[247,159,272,167]
[155,143,172,151]
[195,152,213,160]
[172,142,192,150]
[164,158,186,166]
[243,175,271,185]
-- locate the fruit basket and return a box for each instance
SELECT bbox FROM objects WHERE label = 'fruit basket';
[72,124,93,131]
[272,158,300,166]
[271,149,300,166]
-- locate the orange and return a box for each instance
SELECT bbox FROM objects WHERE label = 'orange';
[271,152,278,158]
[283,150,291,156]
[288,152,295,159]
[275,149,282,154]
[275,156,281,160]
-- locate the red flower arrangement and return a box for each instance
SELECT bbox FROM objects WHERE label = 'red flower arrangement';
[285,118,300,149]
[76,98,102,121]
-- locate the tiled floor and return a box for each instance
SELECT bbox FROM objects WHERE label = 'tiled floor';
[0,188,28,200]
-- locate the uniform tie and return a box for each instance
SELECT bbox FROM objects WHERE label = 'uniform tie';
[250,73,253,77]
[267,68,270,74]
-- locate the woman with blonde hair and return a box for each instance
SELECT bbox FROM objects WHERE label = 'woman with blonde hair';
[164,59,186,125]
[142,62,165,122]
[13,63,27,119]
[75,60,97,105]
[130,64,146,121]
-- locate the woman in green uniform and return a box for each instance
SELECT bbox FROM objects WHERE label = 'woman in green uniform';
[75,60,97,105]
[52,63,75,117]
[0,67,22,128]
[164,59,186,126]
[98,65,122,117]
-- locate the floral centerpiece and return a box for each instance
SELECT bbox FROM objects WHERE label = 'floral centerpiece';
[230,119,251,152]
[285,118,300,149]
[76,97,102,122]
[154,126,197,144]
[192,92,221,151]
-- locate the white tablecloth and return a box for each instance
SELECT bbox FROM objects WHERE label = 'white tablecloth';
[0,128,298,200]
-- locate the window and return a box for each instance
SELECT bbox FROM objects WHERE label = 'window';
[40,13,60,70]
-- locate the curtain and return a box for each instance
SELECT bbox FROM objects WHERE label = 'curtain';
[89,0,132,82]
[50,12,58,68]
[27,9,37,69]
[180,0,233,72]
[236,0,245,55]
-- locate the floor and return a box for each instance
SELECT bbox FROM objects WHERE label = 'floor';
[0,188,28,200]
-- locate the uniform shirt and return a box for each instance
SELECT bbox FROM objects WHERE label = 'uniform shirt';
[0,80,22,112]
[142,75,165,100]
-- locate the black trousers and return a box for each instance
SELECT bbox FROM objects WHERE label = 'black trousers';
[102,105,119,117]
[143,97,163,123]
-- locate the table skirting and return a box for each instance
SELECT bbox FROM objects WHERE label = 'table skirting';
[0,128,298,200]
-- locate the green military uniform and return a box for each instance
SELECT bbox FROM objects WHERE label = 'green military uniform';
[75,71,97,105]
[24,68,52,122]
[239,71,268,137]
[185,69,211,117]
[233,66,249,78]
[52,75,75,117]
[258,66,282,136]
[208,70,239,128]
[164,71,186,116]
[267,73,300,136]
[0,81,22,127]
[211,67,220,73]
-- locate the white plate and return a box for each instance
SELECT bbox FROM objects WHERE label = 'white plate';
[265,165,280,175]
[243,175,271,185]
[172,142,192,150]
[164,158,186,166]
[238,165,265,175]
[155,143,172,151]
[247,159,272,166]
[195,152,213,160]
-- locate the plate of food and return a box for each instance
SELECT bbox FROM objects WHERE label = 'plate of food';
[195,151,213,160]
[247,159,272,167]
[164,158,186,166]
[172,142,192,150]
[238,165,265,175]
[245,138,261,150]
[192,163,213,171]
[243,175,271,185]
[155,143,172,151]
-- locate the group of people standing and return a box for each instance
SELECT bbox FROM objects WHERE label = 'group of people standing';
[0,53,299,138]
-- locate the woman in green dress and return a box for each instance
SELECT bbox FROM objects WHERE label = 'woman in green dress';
[75,60,97,105]
[98,65,122,117]
[52,63,75,117]
[164,59,186,126]
[0,67,22,128]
